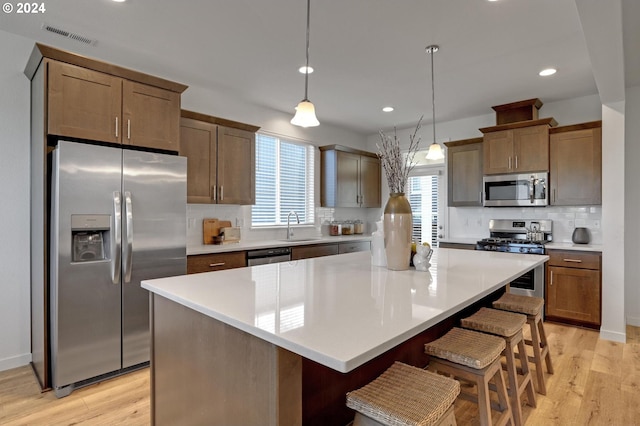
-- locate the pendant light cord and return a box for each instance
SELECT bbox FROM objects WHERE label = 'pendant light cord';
[303,0,311,101]
[428,45,437,145]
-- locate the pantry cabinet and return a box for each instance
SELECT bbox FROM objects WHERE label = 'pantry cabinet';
[179,110,259,205]
[320,145,381,208]
[480,119,555,175]
[549,122,602,205]
[47,60,181,151]
[445,138,483,206]
[546,249,601,328]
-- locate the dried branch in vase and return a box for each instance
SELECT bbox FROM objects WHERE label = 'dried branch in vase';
[376,116,423,194]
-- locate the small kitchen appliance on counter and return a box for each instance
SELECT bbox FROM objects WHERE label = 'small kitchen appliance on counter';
[476,219,552,298]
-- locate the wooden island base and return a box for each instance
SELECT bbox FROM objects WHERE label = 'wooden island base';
[151,288,505,426]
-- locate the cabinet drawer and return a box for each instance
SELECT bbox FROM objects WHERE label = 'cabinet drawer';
[187,251,246,274]
[291,243,339,260]
[338,241,370,254]
[547,250,600,270]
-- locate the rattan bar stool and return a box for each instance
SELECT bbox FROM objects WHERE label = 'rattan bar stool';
[492,293,554,395]
[424,328,514,426]
[461,307,536,426]
[346,361,460,426]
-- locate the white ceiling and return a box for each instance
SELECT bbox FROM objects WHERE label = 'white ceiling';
[0,0,636,135]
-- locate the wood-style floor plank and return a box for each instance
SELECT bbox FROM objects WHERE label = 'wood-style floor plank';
[0,324,639,425]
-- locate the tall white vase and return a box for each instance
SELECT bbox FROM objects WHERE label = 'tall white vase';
[383,193,412,271]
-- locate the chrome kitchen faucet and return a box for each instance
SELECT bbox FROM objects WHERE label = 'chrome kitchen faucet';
[287,211,300,240]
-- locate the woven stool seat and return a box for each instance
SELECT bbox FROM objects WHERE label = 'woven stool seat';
[425,328,514,426]
[346,361,460,426]
[461,307,526,337]
[424,327,505,370]
[492,293,543,316]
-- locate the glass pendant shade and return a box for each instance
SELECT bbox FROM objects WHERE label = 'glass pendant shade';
[291,100,319,127]
[426,142,444,160]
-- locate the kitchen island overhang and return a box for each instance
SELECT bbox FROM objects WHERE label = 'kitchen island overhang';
[143,249,548,425]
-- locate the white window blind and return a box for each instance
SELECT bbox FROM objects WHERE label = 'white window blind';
[408,174,439,246]
[252,133,315,226]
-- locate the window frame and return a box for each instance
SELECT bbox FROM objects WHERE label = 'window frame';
[251,132,315,228]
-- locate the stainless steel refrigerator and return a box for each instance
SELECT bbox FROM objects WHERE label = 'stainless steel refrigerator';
[50,140,186,397]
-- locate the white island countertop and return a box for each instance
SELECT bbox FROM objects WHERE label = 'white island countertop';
[142,249,548,373]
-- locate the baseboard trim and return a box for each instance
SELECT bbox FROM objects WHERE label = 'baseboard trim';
[0,353,32,372]
[599,328,626,343]
[626,316,640,327]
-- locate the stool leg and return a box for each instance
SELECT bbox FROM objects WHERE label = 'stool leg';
[528,316,547,395]
[477,371,493,426]
[504,336,524,426]
[492,365,514,426]
[517,337,537,408]
[537,317,554,374]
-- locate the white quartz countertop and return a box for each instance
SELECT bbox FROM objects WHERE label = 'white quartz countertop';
[545,242,602,252]
[187,234,372,255]
[143,248,548,373]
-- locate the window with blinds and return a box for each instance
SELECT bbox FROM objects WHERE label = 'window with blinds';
[408,175,439,246]
[252,133,315,226]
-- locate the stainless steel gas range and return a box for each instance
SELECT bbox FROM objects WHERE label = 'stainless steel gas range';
[476,219,552,298]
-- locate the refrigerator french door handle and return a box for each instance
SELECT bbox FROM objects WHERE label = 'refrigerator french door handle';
[112,191,122,284]
[123,191,134,283]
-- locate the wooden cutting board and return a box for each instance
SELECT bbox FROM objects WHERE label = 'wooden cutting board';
[203,219,234,244]
[202,218,220,244]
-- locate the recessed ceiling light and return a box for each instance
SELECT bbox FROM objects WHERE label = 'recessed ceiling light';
[382,106,394,112]
[539,68,557,76]
[298,66,314,74]
[112,0,126,2]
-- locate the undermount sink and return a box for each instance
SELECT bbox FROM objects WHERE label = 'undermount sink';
[279,237,321,242]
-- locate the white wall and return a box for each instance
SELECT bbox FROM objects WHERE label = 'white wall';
[601,101,626,342]
[625,85,640,327]
[0,31,34,370]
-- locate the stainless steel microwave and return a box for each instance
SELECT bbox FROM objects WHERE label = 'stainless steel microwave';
[483,172,548,207]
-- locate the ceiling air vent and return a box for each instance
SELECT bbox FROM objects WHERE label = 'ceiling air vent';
[41,23,96,46]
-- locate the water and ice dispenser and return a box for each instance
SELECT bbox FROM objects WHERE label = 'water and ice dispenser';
[71,215,110,262]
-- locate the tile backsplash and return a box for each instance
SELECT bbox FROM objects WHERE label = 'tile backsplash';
[187,204,382,247]
[448,205,602,244]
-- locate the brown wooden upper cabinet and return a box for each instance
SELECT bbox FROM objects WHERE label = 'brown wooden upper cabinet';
[179,110,259,205]
[480,119,555,175]
[445,138,483,206]
[549,122,602,206]
[47,60,181,151]
[320,145,381,208]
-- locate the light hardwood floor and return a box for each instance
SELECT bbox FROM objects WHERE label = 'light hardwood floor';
[1,323,638,425]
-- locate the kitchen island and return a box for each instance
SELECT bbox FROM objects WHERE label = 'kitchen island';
[142,248,548,425]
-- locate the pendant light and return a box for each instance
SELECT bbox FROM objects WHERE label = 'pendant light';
[291,0,320,127]
[425,45,444,160]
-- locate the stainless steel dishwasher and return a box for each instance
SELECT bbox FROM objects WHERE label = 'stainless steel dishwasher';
[247,247,291,266]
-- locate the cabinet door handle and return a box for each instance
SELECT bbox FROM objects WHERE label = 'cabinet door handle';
[550,270,553,285]
[212,185,217,201]
[127,119,131,140]
[220,185,224,201]
[515,155,518,169]
[209,262,225,267]
[115,117,119,138]
[479,192,483,204]
[563,258,583,263]
[508,156,512,169]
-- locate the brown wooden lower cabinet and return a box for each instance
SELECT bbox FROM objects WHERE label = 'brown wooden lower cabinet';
[546,250,601,328]
[187,251,246,274]
[291,244,339,260]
